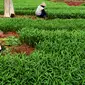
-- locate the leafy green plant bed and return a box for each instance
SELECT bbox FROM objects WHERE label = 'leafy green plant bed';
[1,0,85,84]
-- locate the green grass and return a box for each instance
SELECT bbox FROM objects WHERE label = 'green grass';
[0,18,85,32]
[0,18,85,84]
[0,0,85,85]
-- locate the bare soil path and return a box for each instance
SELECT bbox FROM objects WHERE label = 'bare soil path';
[0,31,34,55]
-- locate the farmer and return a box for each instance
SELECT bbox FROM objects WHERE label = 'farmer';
[35,2,47,18]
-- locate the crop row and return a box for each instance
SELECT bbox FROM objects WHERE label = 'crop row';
[12,6,85,19]
[0,18,85,32]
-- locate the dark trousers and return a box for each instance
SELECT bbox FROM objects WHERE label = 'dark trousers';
[38,9,47,18]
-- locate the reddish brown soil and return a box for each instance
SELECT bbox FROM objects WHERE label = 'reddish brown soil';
[5,31,19,37]
[64,1,83,6]
[0,31,19,38]
[11,44,34,55]
[0,31,34,55]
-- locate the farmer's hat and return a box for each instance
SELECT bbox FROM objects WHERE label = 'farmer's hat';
[41,2,46,6]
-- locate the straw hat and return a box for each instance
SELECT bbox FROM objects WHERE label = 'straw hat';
[41,2,46,6]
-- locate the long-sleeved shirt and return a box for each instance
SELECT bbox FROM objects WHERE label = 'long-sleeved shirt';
[35,5,44,16]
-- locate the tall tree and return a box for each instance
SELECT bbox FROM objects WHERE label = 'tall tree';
[4,0,15,17]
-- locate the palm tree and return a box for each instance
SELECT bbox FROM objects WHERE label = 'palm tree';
[4,0,15,17]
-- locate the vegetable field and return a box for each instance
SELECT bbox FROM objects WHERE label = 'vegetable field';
[0,0,85,85]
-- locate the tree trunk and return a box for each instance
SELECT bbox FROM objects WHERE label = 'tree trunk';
[4,0,15,17]
[10,0,15,17]
[4,0,10,17]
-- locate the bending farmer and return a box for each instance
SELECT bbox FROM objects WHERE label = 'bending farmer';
[35,2,47,18]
